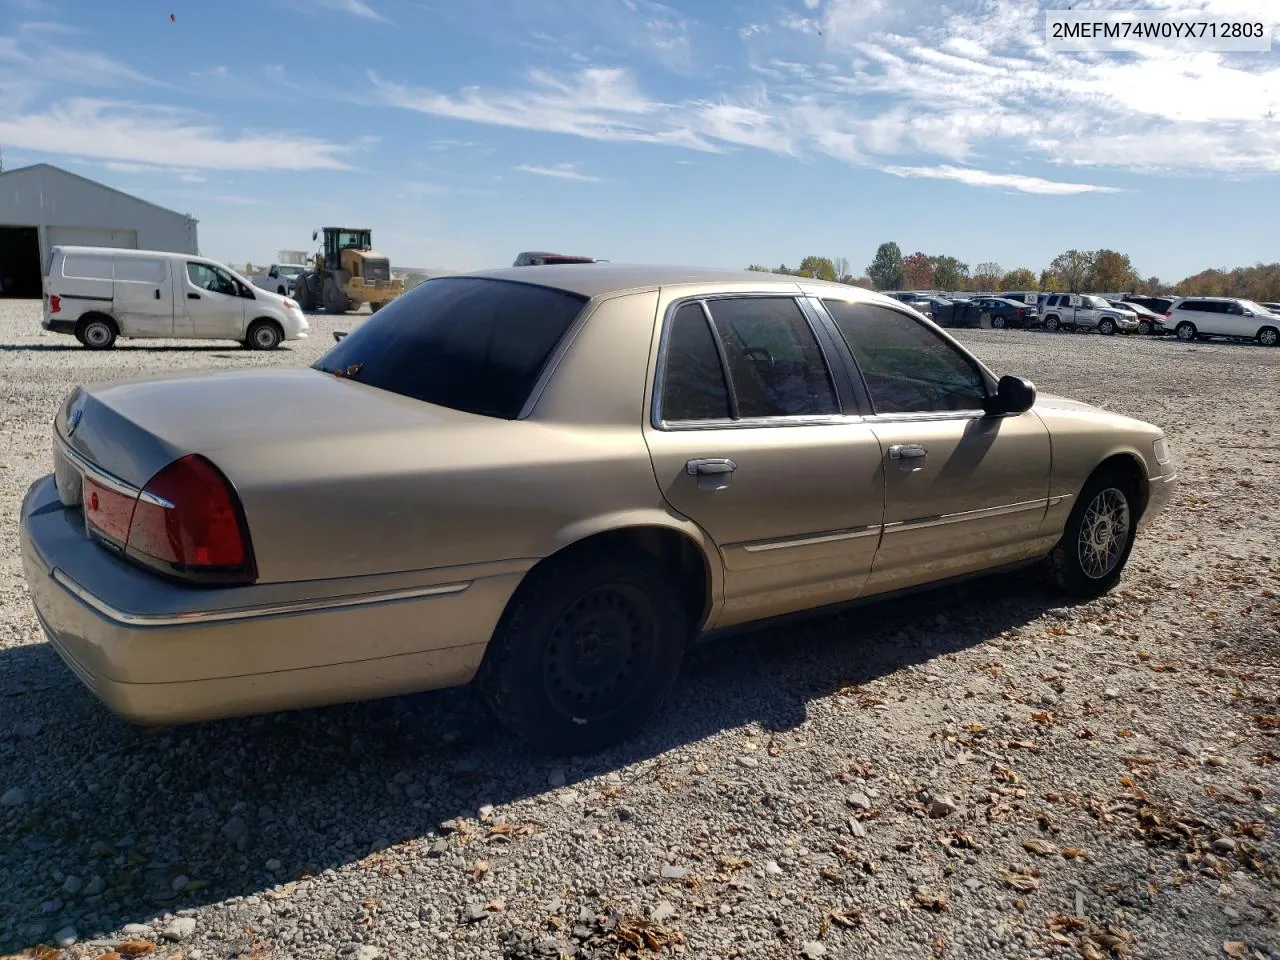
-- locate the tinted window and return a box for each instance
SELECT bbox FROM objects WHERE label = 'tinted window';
[824,300,987,414]
[62,255,113,281]
[704,297,837,418]
[114,257,167,284]
[314,277,586,419]
[661,303,731,421]
[186,262,237,296]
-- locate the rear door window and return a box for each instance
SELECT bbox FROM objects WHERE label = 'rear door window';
[660,303,732,422]
[702,297,838,419]
[313,277,587,419]
[62,255,113,281]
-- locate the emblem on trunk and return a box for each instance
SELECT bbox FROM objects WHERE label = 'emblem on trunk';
[66,406,83,436]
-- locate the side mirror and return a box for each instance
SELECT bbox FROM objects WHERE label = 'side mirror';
[268,268,277,278]
[312,230,318,242]
[986,375,1036,416]
[1243,309,1254,316]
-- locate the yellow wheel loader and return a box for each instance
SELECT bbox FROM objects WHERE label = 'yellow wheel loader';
[292,228,405,314]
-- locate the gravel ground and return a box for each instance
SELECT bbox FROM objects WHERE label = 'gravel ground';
[1,300,1277,960]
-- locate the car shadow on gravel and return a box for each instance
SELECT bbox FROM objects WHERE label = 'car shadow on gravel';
[0,344,299,353]
[0,570,1063,949]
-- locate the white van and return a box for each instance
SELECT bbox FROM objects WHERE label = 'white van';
[42,246,310,350]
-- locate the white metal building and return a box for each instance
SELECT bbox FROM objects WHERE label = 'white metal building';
[0,163,198,298]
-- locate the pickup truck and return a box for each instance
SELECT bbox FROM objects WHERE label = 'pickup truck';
[248,263,307,296]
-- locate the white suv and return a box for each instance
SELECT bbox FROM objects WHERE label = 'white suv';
[1038,294,1137,335]
[1164,298,1280,346]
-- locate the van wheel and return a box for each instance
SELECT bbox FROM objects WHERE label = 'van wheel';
[477,547,687,755]
[76,316,117,350]
[246,319,283,350]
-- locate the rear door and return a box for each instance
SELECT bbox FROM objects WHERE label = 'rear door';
[181,261,247,339]
[644,293,886,628]
[112,256,173,337]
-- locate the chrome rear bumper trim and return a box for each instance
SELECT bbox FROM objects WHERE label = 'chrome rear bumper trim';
[51,569,472,628]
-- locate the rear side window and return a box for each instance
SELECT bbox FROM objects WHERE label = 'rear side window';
[703,297,838,419]
[114,257,167,284]
[62,255,113,281]
[660,303,732,421]
[314,277,587,419]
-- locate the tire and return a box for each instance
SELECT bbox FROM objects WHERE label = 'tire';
[294,276,315,311]
[246,319,283,350]
[1176,321,1197,341]
[1258,326,1279,347]
[991,314,1007,330]
[1098,317,1116,336]
[322,278,351,314]
[76,316,117,350]
[1043,315,1061,332]
[370,302,382,313]
[477,547,688,754]
[277,285,287,296]
[1138,321,1151,336]
[1047,468,1139,599]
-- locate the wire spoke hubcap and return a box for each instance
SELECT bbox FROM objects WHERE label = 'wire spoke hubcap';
[1077,487,1130,580]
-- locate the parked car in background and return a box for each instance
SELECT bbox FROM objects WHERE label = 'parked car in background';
[1039,294,1137,335]
[999,291,1040,306]
[1260,302,1280,314]
[513,251,602,265]
[20,264,1175,753]
[1108,299,1164,335]
[42,245,309,350]
[1164,297,1280,345]
[1122,295,1174,316]
[970,296,1039,329]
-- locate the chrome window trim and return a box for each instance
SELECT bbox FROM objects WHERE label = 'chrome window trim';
[51,568,472,628]
[56,434,174,508]
[650,289,846,432]
[737,524,883,553]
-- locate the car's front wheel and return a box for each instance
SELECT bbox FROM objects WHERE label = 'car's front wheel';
[1047,468,1139,598]
[1176,321,1197,341]
[1098,317,1116,335]
[1258,326,1279,347]
[991,314,1006,329]
[1043,315,1061,332]
[478,547,688,754]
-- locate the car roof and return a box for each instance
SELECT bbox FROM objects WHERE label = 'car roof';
[446,263,886,301]
[52,245,192,259]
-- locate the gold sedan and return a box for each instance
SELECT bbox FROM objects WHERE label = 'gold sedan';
[20,265,1176,753]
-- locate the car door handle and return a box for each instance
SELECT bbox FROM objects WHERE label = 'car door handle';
[154,289,161,300]
[188,292,201,300]
[686,458,737,476]
[887,444,927,460]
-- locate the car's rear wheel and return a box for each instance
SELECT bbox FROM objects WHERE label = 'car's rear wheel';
[991,314,1006,329]
[1098,317,1116,335]
[1047,468,1138,599]
[1043,315,1061,332]
[478,547,687,754]
[1258,326,1279,347]
[76,316,117,350]
[1176,321,1197,341]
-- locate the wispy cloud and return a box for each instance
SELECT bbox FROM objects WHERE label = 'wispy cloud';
[880,164,1124,195]
[515,162,603,182]
[0,99,354,171]
[314,0,389,22]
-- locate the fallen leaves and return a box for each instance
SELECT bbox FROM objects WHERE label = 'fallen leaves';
[1021,838,1059,856]
[827,907,865,928]
[913,888,949,911]
[1047,913,1087,933]
[999,867,1041,892]
[467,859,490,881]
[116,944,156,958]
[612,915,682,954]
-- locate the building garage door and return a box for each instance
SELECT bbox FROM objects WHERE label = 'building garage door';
[0,225,42,298]
[47,227,139,250]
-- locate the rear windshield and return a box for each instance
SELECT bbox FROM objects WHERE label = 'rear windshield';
[313,276,588,419]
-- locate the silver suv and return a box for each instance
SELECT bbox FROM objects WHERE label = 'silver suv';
[1039,294,1137,335]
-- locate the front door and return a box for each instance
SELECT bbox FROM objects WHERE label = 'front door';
[181,261,246,339]
[819,298,1052,593]
[644,294,886,628]
[111,255,173,337]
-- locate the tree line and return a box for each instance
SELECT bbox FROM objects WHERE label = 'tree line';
[747,243,1280,302]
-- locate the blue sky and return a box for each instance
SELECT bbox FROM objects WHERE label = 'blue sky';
[1,0,1277,280]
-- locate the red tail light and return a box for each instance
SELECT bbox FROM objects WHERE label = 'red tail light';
[124,455,255,583]
[84,478,137,547]
[1163,312,1172,318]
[49,295,61,314]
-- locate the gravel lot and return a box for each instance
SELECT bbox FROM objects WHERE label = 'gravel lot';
[1,299,1277,960]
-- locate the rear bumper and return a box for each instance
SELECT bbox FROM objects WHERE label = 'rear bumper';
[20,475,517,725]
[42,317,76,335]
